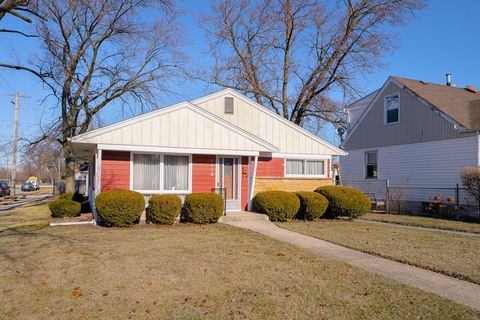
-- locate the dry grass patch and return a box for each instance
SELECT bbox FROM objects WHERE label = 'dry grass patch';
[0,205,478,319]
[278,220,480,284]
[360,213,480,234]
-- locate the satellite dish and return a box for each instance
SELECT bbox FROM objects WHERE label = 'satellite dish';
[337,127,345,136]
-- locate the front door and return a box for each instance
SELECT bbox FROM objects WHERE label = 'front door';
[217,157,240,210]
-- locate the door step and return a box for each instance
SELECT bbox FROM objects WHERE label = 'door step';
[219,212,269,223]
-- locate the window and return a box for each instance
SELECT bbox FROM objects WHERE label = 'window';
[306,160,324,175]
[224,97,234,114]
[133,154,161,190]
[286,159,325,176]
[365,151,378,179]
[286,159,304,175]
[132,153,190,192]
[164,155,189,191]
[385,93,399,124]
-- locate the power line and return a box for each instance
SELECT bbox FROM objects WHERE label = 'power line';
[0,73,15,92]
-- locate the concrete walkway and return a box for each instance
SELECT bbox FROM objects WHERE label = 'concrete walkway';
[355,218,480,237]
[220,213,480,311]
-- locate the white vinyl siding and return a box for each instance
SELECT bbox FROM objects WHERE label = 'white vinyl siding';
[340,136,478,203]
[197,93,342,155]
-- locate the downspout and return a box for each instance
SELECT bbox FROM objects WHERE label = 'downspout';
[247,156,258,211]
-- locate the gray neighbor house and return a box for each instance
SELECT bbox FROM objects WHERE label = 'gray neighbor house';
[339,75,480,214]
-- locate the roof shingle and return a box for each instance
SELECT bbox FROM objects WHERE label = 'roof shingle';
[393,76,480,129]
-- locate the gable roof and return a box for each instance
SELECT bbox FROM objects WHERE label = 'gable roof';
[340,76,480,148]
[193,88,346,156]
[393,76,480,129]
[72,88,346,156]
[71,101,279,153]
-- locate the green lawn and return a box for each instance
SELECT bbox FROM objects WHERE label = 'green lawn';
[277,220,480,285]
[360,213,480,233]
[1,205,479,319]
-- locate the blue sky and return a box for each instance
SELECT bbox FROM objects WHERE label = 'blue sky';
[0,0,479,161]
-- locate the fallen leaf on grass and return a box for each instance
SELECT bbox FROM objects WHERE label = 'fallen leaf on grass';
[71,290,82,297]
[276,252,286,256]
[101,291,109,297]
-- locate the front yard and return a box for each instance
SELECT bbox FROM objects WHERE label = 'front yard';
[277,220,480,284]
[1,205,479,319]
[360,213,480,233]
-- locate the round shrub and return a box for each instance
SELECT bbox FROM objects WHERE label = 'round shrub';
[315,186,370,218]
[295,191,329,220]
[95,190,145,227]
[49,199,81,218]
[58,192,74,201]
[58,192,90,213]
[252,191,300,222]
[147,194,181,225]
[181,193,224,224]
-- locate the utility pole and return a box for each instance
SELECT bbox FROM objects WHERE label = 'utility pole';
[7,93,30,196]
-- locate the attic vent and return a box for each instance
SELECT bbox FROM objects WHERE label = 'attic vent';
[224,97,234,114]
[465,85,478,93]
[419,80,427,85]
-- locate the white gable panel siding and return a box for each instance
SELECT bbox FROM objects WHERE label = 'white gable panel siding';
[197,93,342,155]
[340,136,477,204]
[73,106,273,152]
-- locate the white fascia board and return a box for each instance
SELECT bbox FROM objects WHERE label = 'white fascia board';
[269,153,332,160]
[192,88,346,156]
[97,144,260,156]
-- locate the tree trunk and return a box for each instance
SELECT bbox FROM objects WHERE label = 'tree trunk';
[64,142,76,193]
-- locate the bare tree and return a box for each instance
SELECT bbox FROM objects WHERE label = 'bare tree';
[1,0,182,192]
[0,0,43,37]
[200,0,426,127]
[461,167,480,218]
[22,138,63,183]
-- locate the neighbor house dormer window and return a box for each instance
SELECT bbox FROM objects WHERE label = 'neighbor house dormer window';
[384,93,399,124]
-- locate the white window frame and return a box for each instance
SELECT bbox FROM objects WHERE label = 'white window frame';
[284,157,328,178]
[364,150,378,179]
[384,92,400,125]
[130,152,192,194]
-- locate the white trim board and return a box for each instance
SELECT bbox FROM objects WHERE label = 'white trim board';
[98,144,261,156]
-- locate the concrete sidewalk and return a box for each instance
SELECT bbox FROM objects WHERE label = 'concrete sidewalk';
[355,218,480,237]
[220,213,480,311]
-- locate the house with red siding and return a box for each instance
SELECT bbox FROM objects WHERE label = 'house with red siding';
[71,89,345,219]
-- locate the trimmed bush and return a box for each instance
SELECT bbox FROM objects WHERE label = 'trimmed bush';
[49,199,81,218]
[58,192,74,201]
[58,192,90,213]
[315,186,370,218]
[95,190,145,227]
[181,193,224,224]
[252,191,300,222]
[147,194,181,225]
[295,191,329,220]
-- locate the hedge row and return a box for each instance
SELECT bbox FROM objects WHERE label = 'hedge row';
[93,190,224,227]
[50,185,369,226]
[252,186,370,221]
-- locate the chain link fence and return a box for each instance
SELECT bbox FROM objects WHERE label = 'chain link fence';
[338,179,479,221]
